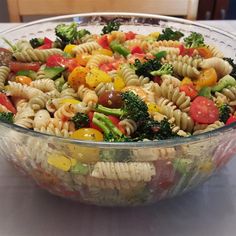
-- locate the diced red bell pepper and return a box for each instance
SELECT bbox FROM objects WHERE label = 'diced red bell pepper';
[37,37,53,50]
[131,46,144,54]
[9,61,40,73]
[180,84,198,100]
[97,35,110,49]
[178,44,194,57]
[125,31,136,40]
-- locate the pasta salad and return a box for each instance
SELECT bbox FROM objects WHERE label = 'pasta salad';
[0,21,236,142]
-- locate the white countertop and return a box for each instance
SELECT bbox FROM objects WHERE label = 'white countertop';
[0,20,236,236]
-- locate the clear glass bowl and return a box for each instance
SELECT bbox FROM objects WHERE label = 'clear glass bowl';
[1,13,236,206]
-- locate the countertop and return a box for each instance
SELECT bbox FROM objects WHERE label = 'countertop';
[0,20,236,236]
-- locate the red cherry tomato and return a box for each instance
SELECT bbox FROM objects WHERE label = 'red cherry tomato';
[46,54,66,67]
[180,84,198,100]
[97,35,109,49]
[9,61,40,73]
[0,93,16,114]
[226,116,236,125]
[131,46,144,54]
[64,58,80,72]
[125,31,136,40]
[178,44,194,57]
[189,96,219,124]
[108,115,125,134]
[98,91,123,108]
[88,112,102,132]
[99,62,114,72]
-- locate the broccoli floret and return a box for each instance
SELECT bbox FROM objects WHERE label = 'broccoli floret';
[0,112,14,124]
[219,104,231,123]
[29,38,44,48]
[158,28,184,41]
[184,32,205,48]
[92,112,130,142]
[132,118,178,141]
[102,21,121,34]
[77,29,91,39]
[223,57,236,78]
[134,58,162,78]
[55,22,78,43]
[96,91,149,122]
[71,112,89,129]
[150,63,173,76]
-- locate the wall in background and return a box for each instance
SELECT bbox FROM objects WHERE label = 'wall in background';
[0,0,9,22]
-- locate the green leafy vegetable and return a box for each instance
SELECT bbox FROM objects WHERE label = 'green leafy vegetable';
[150,63,173,76]
[158,28,184,41]
[102,22,121,34]
[55,22,78,43]
[184,32,205,48]
[29,38,44,48]
[0,112,14,124]
[71,112,89,129]
[223,57,236,78]
[219,104,231,123]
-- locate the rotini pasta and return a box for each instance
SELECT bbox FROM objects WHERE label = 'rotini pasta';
[0,66,10,91]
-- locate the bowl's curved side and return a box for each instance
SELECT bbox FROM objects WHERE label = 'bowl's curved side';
[1,122,236,206]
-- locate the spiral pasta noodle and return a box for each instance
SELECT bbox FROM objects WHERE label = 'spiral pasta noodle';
[14,106,35,128]
[200,57,232,77]
[0,104,10,113]
[54,103,78,120]
[91,162,156,182]
[60,87,77,99]
[0,66,10,91]
[77,84,98,107]
[86,54,113,69]
[119,119,137,136]
[13,48,64,62]
[30,79,56,92]
[33,109,51,129]
[34,118,75,137]
[16,40,33,51]
[193,121,224,135]
[152,40,181,48]
[119,64,140,86]
[72,42,101,55]
[208,45,224,58]
[94,82,114,96]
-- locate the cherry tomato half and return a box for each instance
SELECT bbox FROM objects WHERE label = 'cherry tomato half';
[9,61,40,73]
[98,91,123,108]
[0,93,16,114]
[189,96,219,124]
[70,128,103,141]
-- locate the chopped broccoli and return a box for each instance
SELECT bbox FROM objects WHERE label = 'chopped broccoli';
[150,63,173,76]
[71,112,89,129]
[92,112,130,142]
[96,91,149,122]
[29,38,44,48]
[132,118,178,141]
[102,21,121,34]
[223,57,236,78]
[55,22,78,43]
[184,32,205,48]
[158,28,184,41]
[219,104,231,123]
[212,74,236,92]
[0,112,14,124]
[134,58,162,78]
[77,29,91,39]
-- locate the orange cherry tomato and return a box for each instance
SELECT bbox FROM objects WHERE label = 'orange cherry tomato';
[15,75,32,85]
[68,66,88,90]
[70,128,104,141]
[196,47,213,59]
[195,68,217,90]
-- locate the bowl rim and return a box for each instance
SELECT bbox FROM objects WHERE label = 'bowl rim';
[1,12,236,148]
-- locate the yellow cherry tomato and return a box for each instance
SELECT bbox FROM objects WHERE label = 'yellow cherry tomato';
[195,68,217,90]
[147,103,161,114]
[64,44,77,55]
[47,154,74,171]
[114,75,125,91]
[85,68,112,88]
[68,66,89,90]
[70,128,104,141]
[181,76,193,86]
[15,76,32,85]
[92,48,113,56]
[59,98,81,105]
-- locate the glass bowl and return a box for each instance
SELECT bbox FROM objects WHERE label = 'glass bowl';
[1,13,236,206]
